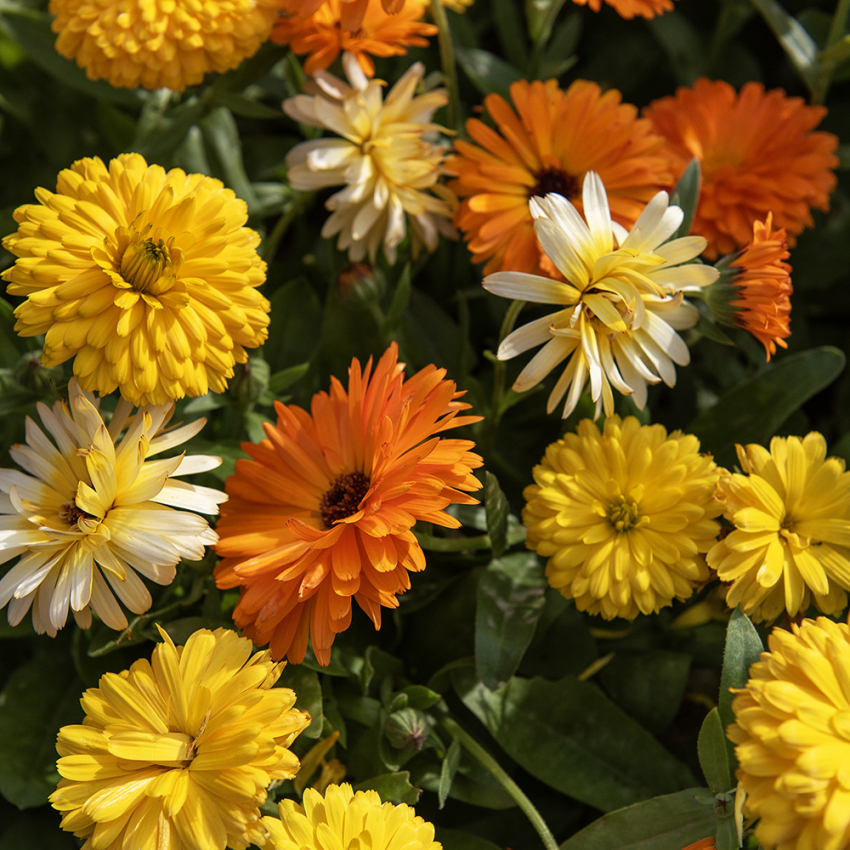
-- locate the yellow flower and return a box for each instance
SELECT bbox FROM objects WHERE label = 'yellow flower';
[483,172,718,419]
[50,627,310,850]
[284,53,456,264]
[728,617,850,850]
[49,0,279,91]
[707,433,850,621]
[0,378,226,636]
[3,154,269,406]
[523,416,721,619]
[261,783,442,850]
[440,0,473,10]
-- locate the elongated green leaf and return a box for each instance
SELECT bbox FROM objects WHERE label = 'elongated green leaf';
[484,472,510,558]
[698,708,732,794]
[559,788,716,850]
[200,107,259,212]
[671,159,702,240]
[438,738,462,809]
[353,771,420,805]
[689,347,846,462]
[750,0,819,91]
[715,813,740,850]
[453,668,695,811]
[0,650,82,808]
[268,363,310,395]
[456,47,521,100]
[475,552,547,691]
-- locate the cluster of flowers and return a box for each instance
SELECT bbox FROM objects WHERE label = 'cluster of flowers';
[0,0,847,849]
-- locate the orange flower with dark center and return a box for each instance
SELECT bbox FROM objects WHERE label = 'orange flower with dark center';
[287,0,405,30]
[571,0,677,18]
[644,79,838,259]
[272,0,436,76]
[214,343,483,665]
[446,79,672,277]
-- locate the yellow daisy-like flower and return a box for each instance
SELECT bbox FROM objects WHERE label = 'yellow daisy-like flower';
[50,0,279,91]
[728,617,850,850]
[523,416,721,619]
[284,53,456,264]
[0,378,226,636]
[707,433,850,622]
[3,153,269,406]
[483,172,718,419]
[50,626,310,850]
[261,783,442,850]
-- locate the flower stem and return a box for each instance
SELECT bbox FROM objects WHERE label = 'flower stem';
[442,717,559,850]
[430,0,461,131]
[263,191,315,264]
[828,0,850,49]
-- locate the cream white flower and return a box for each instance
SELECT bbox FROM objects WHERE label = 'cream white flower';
[483,172,718,418]
[0,379,226,635]
[284,52,456,264]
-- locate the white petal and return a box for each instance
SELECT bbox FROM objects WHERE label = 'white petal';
[622,191,671,252]
[171,455,223,477]
[484,272,579,305]
[581,171,614,257]
[498,314,557,359]
[654,236,709,267]
[513,338,575,393]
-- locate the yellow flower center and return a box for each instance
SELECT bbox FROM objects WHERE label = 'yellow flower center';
[119,234,176,294]
[320,472,370,529]
[780,516,811,549]
[58,501,100,534]
[607,497,646,533]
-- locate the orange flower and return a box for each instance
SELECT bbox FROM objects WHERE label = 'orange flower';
[272,0,436,77]
[446,79,672,277]
[571,0,676,18]
[720,214,793,360]
[644,79,838,259]
[214,344,483,665]
[287,0,405,30]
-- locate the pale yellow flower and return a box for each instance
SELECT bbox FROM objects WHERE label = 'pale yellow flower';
[3,154,269,406]
[284,52,456,264]
[0,378,225,636]
[729,617,850,850]
[483,172,718,419]
[262,783,442,850]
[50,627,310,850]
[708,433,850,621]
[523,416,721,619]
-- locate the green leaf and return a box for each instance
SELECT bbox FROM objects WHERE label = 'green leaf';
[648,13,706,85]
[715,811,740,850]
[438,737,462,808]
[689,347,846,462]
[719,609,764,764]
[475,552,547,691]
[558,788,716,850]
[268,362,310,395]
[698,708,733,794]
[353,771,420,805]
[279,665,324,739]
[0,649,82,808]
[453,668,696,811]
[694,313,735,347]
[749,0,819,91]
[456,47,522,100]
[384,264,412,335]
[526,0,567,45]
[484,472,510,558]
[670,159,701,240]
[493,0,528,69]
[262,278,323,373]
[200,107,260,212]
[210,91,284,120]
[438,829,504,850]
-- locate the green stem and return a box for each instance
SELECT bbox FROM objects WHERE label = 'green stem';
[828,0,850,48]
[430,0,461,131]
[262,192,315,264]
[442,718,559,850]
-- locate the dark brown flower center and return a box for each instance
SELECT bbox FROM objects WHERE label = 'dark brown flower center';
[530,167,579,200]
[320,472,370,529]
[58,502,96,527]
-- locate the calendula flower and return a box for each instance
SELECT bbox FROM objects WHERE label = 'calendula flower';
[284,54,456,264]
[214,343,482,665]
[483,172,718,419]
[0,379,226,636]
[645,79,838,259]
[708,433,850,622]
[707,214,792,361]
[289,0,406,30]
[272,0,436,77]
[262,783,441,850]
[3,153,269,406]
[50,627,310,850]
[728,617,850,850]
[49,0,278,91]
[523,416,720,619]
[446,79,671,277]
[571,0,676,18]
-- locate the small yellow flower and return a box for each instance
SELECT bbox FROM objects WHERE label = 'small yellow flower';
[523,416,721,619]
[284,53,456,264]
[0,378,226,636]
[728,617,850,850]
[3,154,269,406]
[707,433,850,621]
[50,627,310,850]
[261,783,442,850]
[50,0,279,90]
